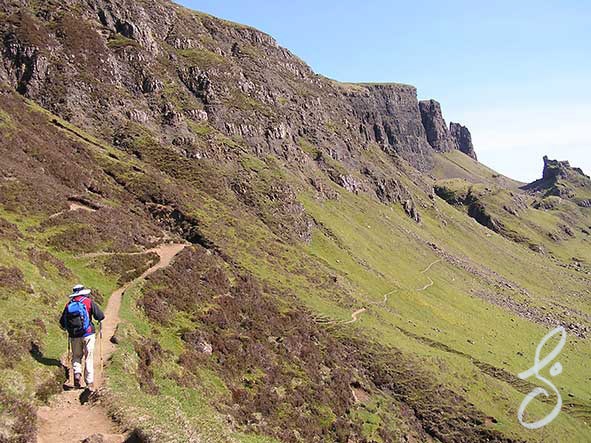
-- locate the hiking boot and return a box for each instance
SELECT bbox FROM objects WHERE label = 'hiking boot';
[74,373,82,389]
[85,382,94,392]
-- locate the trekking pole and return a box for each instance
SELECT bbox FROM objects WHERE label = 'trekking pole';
[66,333,72,386]
[99,321,103,384]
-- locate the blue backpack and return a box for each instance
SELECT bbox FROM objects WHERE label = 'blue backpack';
[65,297,90,337]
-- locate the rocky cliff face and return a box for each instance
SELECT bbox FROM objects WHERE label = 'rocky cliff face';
[523,156,591,204]
[450,122,477,160]
[347,84,434,170]
[541,155,589,182]
[0,0,477,195]
[418,99,478,160]
[418,99,456,153]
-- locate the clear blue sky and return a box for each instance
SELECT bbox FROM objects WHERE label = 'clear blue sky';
[178,0,590,182]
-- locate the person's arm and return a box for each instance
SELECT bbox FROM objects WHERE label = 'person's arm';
[91,301,105,322]
[59,307,67,330]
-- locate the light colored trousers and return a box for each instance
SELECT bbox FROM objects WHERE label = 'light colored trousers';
[70,334,95,384]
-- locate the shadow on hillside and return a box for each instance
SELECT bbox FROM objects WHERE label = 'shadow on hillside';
[79,388,92,404]
[123,431,145,443]
[30,342,62,367]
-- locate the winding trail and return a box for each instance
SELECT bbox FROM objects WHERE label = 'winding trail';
[416,277,434,292]
[343,308,367,324]
[372,288,400,306]
[101,244,186,360]
[416,259,440,292]
[36,243,186,443]
[421,259,441,275]
[344,258,442,324]
[49,201,97,219]
[342,287,399,325]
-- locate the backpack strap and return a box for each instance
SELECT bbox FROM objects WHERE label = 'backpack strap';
[82,296,92,330]
[79,296,90,316]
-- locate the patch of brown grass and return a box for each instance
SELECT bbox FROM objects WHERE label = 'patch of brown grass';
[0,330,27,369]
[101,252,158,285]
[135,339,166,395]
[0,219,21,240]
[44,208,160,253]
[0,390,36,443]
[27,247,72,278]
[0,266,26,292]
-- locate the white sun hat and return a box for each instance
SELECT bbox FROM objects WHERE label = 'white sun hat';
[69,288,91,298]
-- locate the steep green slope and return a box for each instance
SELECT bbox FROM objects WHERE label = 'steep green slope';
[434,154,591,264]
[433,150,523,189]
[300,185,591,441]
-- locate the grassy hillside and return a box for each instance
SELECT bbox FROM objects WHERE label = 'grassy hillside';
[433,151,524,189]
[1,90,590,442]
[434,158,591,264]
[300,185,591,441]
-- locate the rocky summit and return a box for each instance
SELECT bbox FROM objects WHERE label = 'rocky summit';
[0,1,590,442]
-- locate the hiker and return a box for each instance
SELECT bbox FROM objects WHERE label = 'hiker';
[59,284,105,391]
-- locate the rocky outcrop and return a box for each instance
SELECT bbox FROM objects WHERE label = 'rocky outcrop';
[524,156,591,199]
[450,122,477,160]
[418,100,479,160]
[542,156,589,182]
[348,84,434,170]
[0,1,443,177]
[434,184,505,234]
[1,17,51,96]
[418,99,456,153]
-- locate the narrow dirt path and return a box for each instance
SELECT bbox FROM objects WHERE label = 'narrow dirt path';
[416,277,434,292]
[68,202,97,213]
[345,258,441,323]
[36,243,186,443]
[421,259,441,275]
[372,288,399,306]
[416,259,440,291]
[100,244,186,361]
[343,308,367,324]
[49,201,97,219]
[342,286,401,325]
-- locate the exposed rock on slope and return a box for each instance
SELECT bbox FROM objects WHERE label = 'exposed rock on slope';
[524,157,591,226]
[450,121,477,160]
[542,156,589,182]
[0,0,477,199]
[419,99,478,160]
[525,155,591,200]
[419,99,457,153]
[435,156,591,261]
[347,84,434,170]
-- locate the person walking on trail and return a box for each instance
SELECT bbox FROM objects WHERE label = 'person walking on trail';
[59,284,105,391]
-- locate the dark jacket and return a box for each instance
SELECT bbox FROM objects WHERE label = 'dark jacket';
[59,295,105,337]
